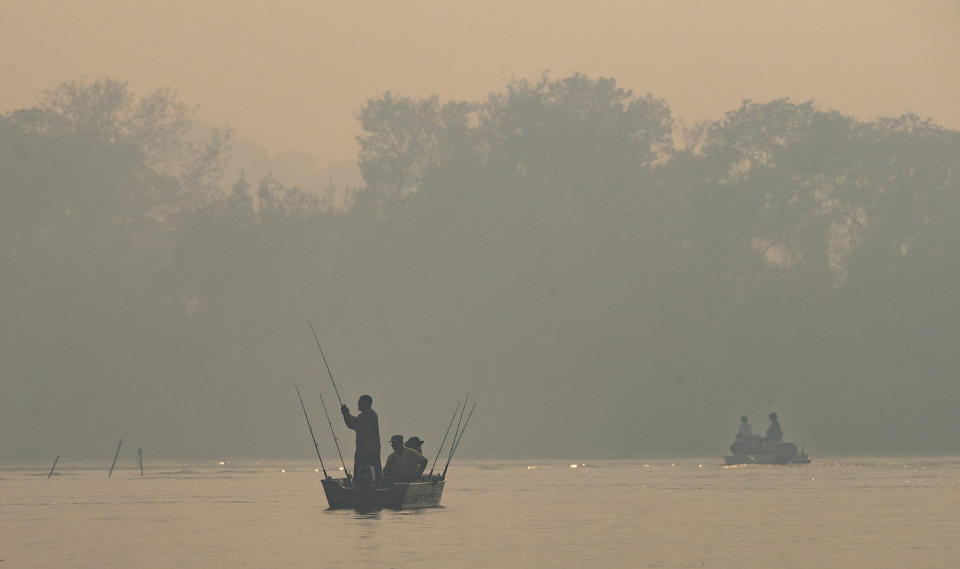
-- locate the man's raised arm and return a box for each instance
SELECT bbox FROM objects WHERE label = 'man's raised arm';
[341,404,357,430]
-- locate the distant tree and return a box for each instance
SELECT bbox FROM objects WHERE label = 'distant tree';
[345,77,960,454]
[0,77,230,401]
[0,78,229,245]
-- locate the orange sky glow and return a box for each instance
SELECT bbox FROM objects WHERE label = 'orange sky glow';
[2,0,958,164]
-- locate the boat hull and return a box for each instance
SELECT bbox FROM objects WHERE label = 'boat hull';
[725,441,811,465]
[321,477,445,510]
[724,453,811,465]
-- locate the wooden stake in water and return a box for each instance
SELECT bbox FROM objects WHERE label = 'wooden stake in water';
[47,454,61,479]
[136,448,143,477]
[108,439,123,477]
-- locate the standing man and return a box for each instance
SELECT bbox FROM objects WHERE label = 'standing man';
[341,394,382,484]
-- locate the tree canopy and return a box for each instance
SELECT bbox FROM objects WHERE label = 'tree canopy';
[2,74,958,460]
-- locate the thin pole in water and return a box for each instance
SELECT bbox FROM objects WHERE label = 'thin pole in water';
[306,321,351,481]
[443,401,477,479]
[136,448,143,477]
[429,401,461,477]
[108,439,123,478]
[295,382,329,478]
[47,454,60,479]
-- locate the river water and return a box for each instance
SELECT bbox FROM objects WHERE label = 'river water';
[1,457,958,568]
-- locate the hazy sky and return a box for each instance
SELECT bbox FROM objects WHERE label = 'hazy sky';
[3,0,958,164]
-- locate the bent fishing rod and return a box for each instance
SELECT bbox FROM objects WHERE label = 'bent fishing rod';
[443,400,477,480]
[307,320,351,481]
[295,382,329,478]
[428,401,461,477]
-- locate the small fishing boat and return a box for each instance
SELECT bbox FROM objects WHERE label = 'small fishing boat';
[321,476,445,510]
[296,322,475,511]
[724,412,811,465]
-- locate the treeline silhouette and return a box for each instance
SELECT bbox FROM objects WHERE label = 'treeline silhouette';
[2,75,958,459]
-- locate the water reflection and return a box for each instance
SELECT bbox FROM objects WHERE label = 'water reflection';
[353,510,382,520]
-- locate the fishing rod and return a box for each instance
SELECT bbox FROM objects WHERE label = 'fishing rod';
[308,320,345,408]
[449,401,477,458]
[311,374,351,481]
[443,401,477,480]
[443,395,468,475]
[428,401,461,477]
[306,321,351,481]
[295,382,329,478]
[448,395,468,463]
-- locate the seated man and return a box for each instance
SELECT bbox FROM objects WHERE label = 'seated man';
[383,434,428,483]
[405,436,428,479]
[766,412,783,443]
[730,415,755,454]
[405,436,425,454]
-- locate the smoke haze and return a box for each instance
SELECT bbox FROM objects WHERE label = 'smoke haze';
[1,1,958,463]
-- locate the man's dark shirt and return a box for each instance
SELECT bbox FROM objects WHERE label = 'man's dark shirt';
[343,408,381,454]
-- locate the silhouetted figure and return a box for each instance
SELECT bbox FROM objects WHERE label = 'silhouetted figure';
[737,416,753,439]
[383,434,428,483]
[730,415,756,454]
[765,412,783,443]
[341,394,382,483]
[405,436,424,454]
[405,436,427,479]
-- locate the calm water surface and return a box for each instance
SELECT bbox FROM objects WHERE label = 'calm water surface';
[1,457,958,568]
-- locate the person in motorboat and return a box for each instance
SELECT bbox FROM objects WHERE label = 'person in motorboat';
[341,394,382,484]
[737,416,753,439]
[405,436,425,454]
[765,412,783,443]
[383,434,428,483]
[730,415,757,454]
[405,436,428,480]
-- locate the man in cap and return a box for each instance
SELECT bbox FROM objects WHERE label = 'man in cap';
[405,436,425,454]
[383,434,428,483]
[406,436,429,479]
[341,394,382,484]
